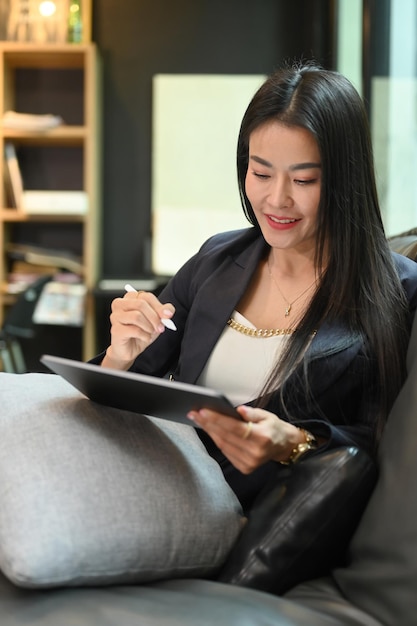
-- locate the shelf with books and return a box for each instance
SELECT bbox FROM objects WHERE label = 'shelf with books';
[0,42,101,362]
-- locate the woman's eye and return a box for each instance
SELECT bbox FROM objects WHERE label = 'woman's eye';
[294,178,317,185]
[253,171,270,179]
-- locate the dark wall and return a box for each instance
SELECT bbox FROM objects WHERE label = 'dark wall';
[92,0,336,278]
[362,0,391,113]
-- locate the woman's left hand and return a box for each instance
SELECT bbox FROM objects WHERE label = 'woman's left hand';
[187,405,304,474]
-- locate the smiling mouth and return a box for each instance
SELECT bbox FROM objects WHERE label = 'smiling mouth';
[269,216,300,224]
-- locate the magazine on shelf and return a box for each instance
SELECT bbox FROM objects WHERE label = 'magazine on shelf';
[33,282,86,326]
[3,142,24,209]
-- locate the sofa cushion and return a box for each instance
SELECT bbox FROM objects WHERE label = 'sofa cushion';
[0,572,362,626]
[284,577,382,626]
[333,313,417,624]
[0,373,244,589]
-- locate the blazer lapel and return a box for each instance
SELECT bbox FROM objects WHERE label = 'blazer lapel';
[179,237,267,383]
[309,321,363,360]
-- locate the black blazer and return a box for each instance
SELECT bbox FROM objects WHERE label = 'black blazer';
[92,228,417,508]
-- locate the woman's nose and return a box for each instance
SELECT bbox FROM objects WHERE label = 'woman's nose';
[267,177,293,208]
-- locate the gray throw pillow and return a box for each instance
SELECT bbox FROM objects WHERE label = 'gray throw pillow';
[0,373,244,589]
[333,315,417,624]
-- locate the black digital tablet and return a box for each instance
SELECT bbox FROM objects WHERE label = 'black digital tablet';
[40,354,241,427]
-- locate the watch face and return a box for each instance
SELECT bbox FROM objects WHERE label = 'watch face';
[279,436,315,465]
[295,443,310,457]
[291,442,313,463]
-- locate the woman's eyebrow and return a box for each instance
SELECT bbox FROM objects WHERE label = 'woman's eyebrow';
[289,162,322,171]
[250,155,273,167]
[249,156,321,171]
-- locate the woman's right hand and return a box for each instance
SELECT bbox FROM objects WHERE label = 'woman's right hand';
[101,290,175,370]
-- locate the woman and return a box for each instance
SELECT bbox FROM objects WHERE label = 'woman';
[94,61,417,512]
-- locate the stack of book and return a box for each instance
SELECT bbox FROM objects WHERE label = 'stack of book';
[6,243,84,295]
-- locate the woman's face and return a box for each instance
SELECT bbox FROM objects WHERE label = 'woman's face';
[245,121,322,256]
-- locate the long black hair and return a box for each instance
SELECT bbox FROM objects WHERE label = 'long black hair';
[237,61,410,441]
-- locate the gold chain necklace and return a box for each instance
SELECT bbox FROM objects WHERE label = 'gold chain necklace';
[267,257,317,317]
[227,318,294,337]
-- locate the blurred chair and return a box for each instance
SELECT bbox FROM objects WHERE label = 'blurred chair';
[0,275,53,373]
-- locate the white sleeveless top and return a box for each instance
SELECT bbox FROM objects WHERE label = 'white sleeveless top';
[196,311,290,406]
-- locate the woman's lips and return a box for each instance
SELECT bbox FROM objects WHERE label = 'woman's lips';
[266,215,301,229]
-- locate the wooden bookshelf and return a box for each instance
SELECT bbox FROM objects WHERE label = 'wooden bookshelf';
[0,42,101,361]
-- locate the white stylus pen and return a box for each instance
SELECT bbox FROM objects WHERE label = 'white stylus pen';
[124,284,177,331]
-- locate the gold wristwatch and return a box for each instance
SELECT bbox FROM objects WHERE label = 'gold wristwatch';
[279,428,318,465]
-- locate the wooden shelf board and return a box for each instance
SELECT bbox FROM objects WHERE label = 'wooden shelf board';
[0,209,85,222]
[0,43,94,68]
[1,126,87,146]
